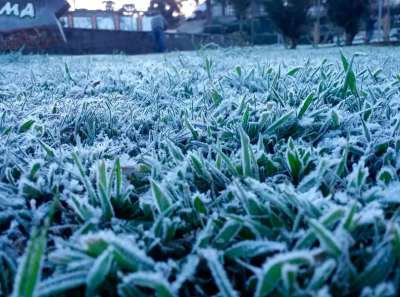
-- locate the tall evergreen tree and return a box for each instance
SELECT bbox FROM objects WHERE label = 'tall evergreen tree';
[326,0,369,45]
[263,0,311,49]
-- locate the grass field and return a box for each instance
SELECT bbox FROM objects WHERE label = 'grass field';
[1,45,400,297]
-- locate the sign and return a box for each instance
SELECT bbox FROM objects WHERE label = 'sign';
[0,0,69,33]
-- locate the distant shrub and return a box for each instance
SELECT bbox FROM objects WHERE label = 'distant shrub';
[326,0,370,45]
[263,0,312,49]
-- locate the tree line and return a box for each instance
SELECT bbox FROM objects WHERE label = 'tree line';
[205,0,394,49]
[105,0,396,49]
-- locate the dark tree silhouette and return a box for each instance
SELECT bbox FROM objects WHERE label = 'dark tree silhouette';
[103,1,115,11]
[149,0,183,26]
[326,0,369,45]
[121,4,136,15]
[264,0,311,49]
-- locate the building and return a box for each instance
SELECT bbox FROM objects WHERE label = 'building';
[177,0,275,45]
[60,9,155,32]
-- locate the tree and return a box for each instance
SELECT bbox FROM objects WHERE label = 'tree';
[103,1,115,11]
[263,0,311,49]
[149,0,183,26]
[228,0,251,33]
[326,0,369,45]
[121,4,136,15]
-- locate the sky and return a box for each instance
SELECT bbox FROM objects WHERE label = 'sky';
[67,0,199,16]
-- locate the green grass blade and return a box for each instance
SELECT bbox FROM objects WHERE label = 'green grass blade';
[308,219,342,257]
[201,248,239,297]
[123,272,175,297]
[86,248,114,294]
[297,93,315,119]
[150,179,172,213]
[12,228,47,297]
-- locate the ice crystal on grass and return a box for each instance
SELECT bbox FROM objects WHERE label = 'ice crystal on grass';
[1,46,400,296]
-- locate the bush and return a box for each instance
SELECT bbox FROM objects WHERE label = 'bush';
[263,0,311,49]
[326,0,370,45]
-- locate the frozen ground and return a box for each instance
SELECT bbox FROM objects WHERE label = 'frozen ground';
[1,45,400,297]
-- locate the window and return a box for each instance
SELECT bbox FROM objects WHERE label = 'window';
[73,16,92,29]
[59,16,68,28]
[120,16,136,31]
[97,16,115,30]
[225,5,235,17]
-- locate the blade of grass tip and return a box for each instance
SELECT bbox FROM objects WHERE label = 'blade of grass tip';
[18,119,35,133]
[341,202,357,232]
[287,67,302,77]
[37,140,55,159]
[166,139,184,162]
[98,182,115,220]
[353,246,395,289]
[0,252,16,295]
[340,51,357,96]
[184,118,199,140]
[97,162,114,220]
[12,197,59,297]
[308,259,336,290]
[118,282,147,297]
[297,93,315,119]
[64,62,77,85]
[281,264,297,293]
[336,147,348,178]
[201,249,239,297]
[214,147,239,177]
[193,195,207,215]
[72,152,98,205]
[86,248,114,294]
[242,104,250,130]
[190,153,211,181]
[115,158,122,200]
[296,207,345,249]
[361,119,371,142]
[308,219,342,258]
[150,179,172,213]
[111,238,154,271]
[11,227,47,297]
[255,251,314,297]
[123,272,175,297]
[266,111,294,134]
[172,255,200,292]
[239,127,252,178]
[225,240,286,259]
[340,50,350,72]
[213,220,242,249]
[98,161,108,191]
[107,159,117,200]
[37,271,88,297]
[391,224,400,261]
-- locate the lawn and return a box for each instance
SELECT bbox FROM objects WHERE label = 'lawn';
[1,45,400,297]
